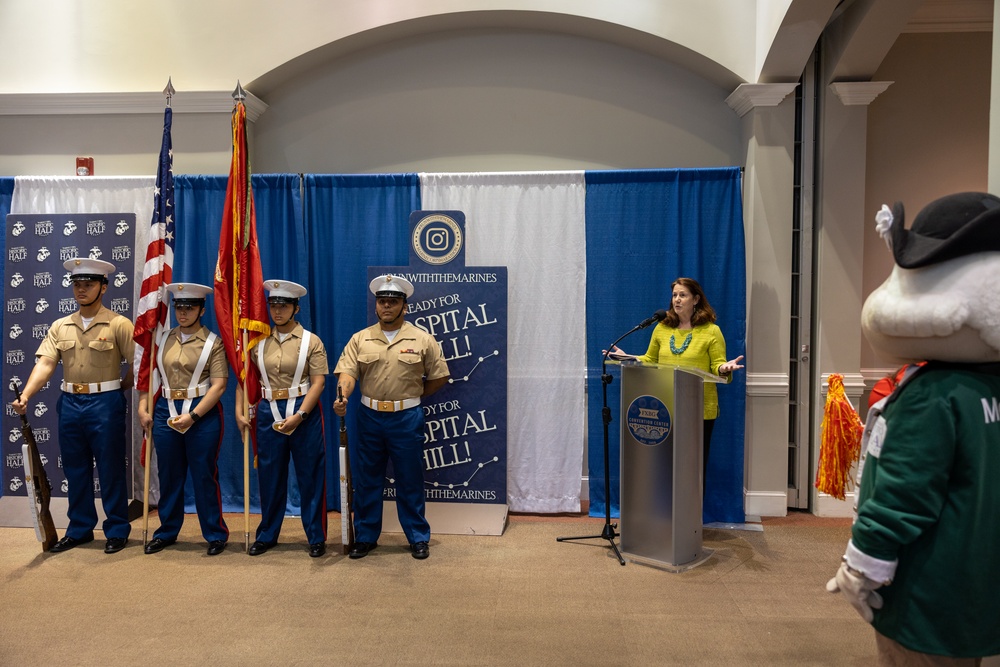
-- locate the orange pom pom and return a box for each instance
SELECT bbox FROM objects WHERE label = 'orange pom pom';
[815,374,864,500]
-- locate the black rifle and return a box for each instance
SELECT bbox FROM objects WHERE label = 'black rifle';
[11,380,58,552]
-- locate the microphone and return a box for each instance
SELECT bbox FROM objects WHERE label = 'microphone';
[637,309,667,329]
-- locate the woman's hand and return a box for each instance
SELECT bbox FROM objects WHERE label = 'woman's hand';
[139,410,154,431]
[604,345,635,360]
[719,355,745,375]
[137,396,153,431]
[235,408,251,437]
[168,413,194,431]
[275,412,303,433]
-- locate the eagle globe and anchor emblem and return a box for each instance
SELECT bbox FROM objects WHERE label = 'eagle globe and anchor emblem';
[626,395,672,446]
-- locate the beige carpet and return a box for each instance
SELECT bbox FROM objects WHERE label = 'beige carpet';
[0,512,878,666]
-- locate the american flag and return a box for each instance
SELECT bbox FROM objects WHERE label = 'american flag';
[133,106,175,394]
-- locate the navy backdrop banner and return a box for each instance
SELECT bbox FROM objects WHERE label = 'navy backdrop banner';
[371,210,508,504]
[0,181,13,485]
[3,213,136,500]
[584,168,746,524]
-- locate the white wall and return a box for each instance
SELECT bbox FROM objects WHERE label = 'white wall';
[862,32,992,371]
[0,113,233,177]
[253,29,742,174]
[0,1,758,94]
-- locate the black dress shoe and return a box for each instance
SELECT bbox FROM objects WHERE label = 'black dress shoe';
[49,534,94,553]
[104,537,128,554]
[309,542,326,558]
[248,540,275,556]
[410,541,429,560]
[348,541,377,559]
[143,537,176,554]
[207,540,227,556]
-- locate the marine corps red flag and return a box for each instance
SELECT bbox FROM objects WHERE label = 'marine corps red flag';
[214,93,269,404]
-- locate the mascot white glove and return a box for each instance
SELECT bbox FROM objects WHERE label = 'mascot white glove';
[826,562,884,623]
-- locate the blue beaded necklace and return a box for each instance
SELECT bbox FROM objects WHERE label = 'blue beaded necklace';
[670,332,693,355]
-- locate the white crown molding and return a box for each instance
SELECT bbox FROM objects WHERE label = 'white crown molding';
[725,83,798,118]
[861,367,897,383]
[903,0,993,33]
[820,372,866,400]
[0,91,268,121]
[745,372,789,397]
[828,81,893,107]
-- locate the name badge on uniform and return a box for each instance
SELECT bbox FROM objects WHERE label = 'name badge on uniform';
[867,415,887,459]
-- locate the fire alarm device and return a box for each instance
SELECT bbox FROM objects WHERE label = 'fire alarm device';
[75,157,94,176]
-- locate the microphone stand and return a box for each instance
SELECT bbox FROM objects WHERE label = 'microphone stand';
[557,320,655,566]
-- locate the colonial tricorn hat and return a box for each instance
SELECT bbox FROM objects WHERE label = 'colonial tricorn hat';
[886,192,1000,268]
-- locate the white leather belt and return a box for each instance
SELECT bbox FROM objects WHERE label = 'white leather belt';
[263,383,310,401]
[361,395,420,412]
[162,383,210,400]
[61,379,122,394]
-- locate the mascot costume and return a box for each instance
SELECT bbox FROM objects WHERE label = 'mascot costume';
[827,192,1000,663]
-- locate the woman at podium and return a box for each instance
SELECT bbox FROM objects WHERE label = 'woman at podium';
[610,277,743,483]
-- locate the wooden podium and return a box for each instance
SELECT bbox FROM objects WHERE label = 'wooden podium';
[618,362,724,571]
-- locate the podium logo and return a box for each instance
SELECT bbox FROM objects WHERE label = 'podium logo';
[412,213,463,266]
[626,395,671,446]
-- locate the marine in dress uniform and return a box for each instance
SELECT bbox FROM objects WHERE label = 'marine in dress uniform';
[12,258,134,554]
[137,283,229,556]
[236,280,329,557]
[333,275,450,560]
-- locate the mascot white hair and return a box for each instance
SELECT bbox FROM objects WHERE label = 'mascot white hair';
[863,192,1000,362]
[827,192,1000,662]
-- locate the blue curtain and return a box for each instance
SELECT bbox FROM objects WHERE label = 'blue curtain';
[174,174,306,513]
[3,170,745,518]
[0,177,13,500]
[172,173,420,514]
[302,174,421,503]
[584,167,746,524]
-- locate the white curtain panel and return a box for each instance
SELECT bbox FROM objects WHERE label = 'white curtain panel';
[10,175,156,502]
[420,172,587,513]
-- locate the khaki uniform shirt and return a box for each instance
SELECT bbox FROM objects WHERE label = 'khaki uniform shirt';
[36,306,134,384]
[157,325,228,389]
[258,322,328,387]
[335,321,449,401]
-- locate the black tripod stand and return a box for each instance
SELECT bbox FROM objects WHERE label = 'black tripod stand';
[557,311,665,565]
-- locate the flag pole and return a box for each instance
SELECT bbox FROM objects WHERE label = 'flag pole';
[142,78,176,548]
[232,81,252,553]
[242,329,251,553]
[141,350,156,547]
[164,77,175,107]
